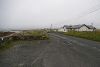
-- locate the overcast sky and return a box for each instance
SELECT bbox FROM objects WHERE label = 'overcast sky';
[0,0,100,30]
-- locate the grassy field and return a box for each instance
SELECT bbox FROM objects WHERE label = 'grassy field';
[64,31,100,42]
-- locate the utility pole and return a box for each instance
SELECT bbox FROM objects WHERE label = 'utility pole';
[91,23,95,32]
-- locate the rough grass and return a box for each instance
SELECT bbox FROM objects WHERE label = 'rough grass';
[0,30,49,52]
[64,31,100,42]
[13,30,49,40]
[0,40,13,52]
[0,32,14,37]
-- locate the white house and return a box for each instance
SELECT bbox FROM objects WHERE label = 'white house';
[58,24,96,32]
[58,27,68,32]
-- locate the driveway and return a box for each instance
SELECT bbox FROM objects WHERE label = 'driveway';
[0,33,100,67]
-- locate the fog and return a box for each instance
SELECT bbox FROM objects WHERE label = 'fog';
[0,0,100,30]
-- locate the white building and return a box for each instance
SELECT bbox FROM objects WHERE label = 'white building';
[58,24,96,32]
[58,27,68,32]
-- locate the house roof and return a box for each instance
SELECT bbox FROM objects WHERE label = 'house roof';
[63,24,96,29]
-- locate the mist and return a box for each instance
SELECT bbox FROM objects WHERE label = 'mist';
[0,0,100,30]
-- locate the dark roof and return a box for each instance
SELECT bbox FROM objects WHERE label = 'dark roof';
[63,24,96,29]
[63,25,71,29]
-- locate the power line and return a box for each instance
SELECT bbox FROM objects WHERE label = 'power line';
[78,4,100,18]
[70,4,100,23]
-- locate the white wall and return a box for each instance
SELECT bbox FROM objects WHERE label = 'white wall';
[78,26,93,31]
[58,27,68,32]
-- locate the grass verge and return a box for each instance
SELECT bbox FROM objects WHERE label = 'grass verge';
[64,31,100,42]
[0,40,13,52]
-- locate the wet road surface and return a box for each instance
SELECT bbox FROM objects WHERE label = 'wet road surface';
[0,33,100,67]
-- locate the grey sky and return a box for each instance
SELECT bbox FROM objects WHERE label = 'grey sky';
[0,0,100,30]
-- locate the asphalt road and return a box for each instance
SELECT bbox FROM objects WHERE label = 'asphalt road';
[0,33,100,67]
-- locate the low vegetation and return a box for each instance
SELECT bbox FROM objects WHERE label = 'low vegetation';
[0,30,49,51]
[0,40,13,52]
[64,31,100,42]
[0,32,14,37]
[12,30,49,40]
